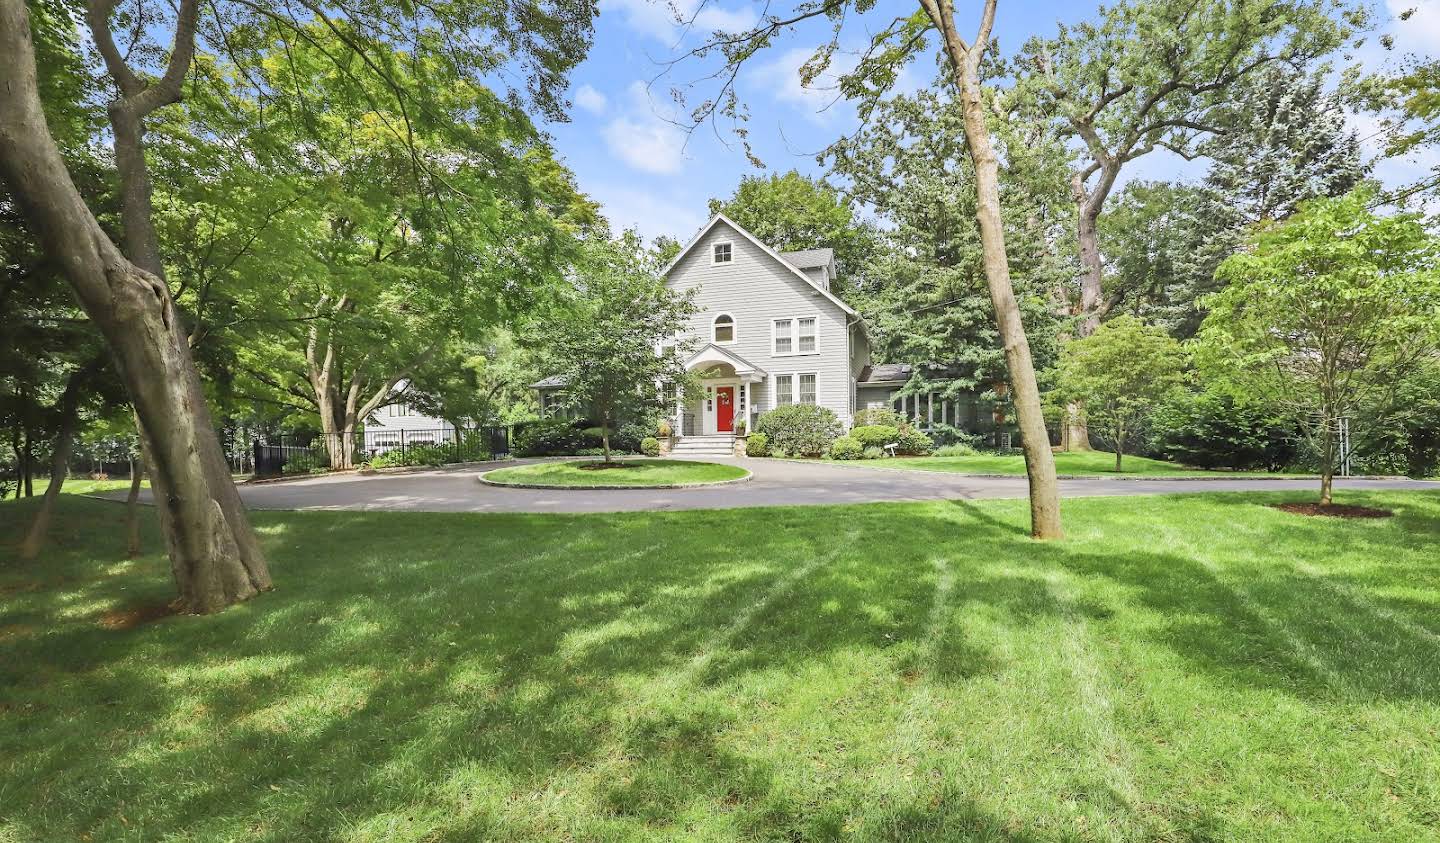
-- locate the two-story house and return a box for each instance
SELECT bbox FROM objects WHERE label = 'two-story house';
[534,213,1004,448]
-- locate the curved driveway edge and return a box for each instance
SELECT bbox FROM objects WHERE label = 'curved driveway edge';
[98,455,1438,514]
[478,468,752,491]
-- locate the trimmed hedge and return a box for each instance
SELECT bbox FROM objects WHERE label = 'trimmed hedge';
[829,435,863,460]
[894,427,935,456]
[745,433,769,457]
[852,407,906,428]
[755,404,841,458]
[849,424,899,449]
[640,437,660,457]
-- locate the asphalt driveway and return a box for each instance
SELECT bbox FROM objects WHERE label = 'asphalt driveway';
[103,457,1436,513]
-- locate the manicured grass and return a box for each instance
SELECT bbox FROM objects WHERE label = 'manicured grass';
[483,458,748,487]
[871,449,1294,477]
[6,476,149,499]
[4,491,1440,840]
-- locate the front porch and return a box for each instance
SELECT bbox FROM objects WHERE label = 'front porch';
[674,344,766,438]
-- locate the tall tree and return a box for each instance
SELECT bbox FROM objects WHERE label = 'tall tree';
[828,83,1071,408]
[1196,187,1440,504]
[541,233,698,463]
[666,0,1064,538]
[0,0,595,610]
[1101,68,1363,338]
[1017,0,1359,446]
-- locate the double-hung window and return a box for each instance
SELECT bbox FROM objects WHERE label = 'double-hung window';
[774,374,793,406]
[773,373,817,407]
[797,318,816,353]
[798,373,817,404]
[773,316,818,355]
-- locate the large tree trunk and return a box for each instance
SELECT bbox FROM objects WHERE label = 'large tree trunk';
[923,0,1063,540]
[1065,174,1111,451]
[0,0,270,612]
[125,450,146,558]
[18,359,100,559]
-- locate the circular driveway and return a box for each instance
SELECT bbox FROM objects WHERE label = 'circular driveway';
[107,457,1436,513]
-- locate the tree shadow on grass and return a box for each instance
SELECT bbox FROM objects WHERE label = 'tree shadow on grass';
[3,493,1440,840]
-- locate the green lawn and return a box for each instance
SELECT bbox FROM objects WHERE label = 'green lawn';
[3,491,1440,841]
[483,458,748,487]
[868,449,1295,477]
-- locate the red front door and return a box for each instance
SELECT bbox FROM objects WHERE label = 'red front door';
[716,387,734,433]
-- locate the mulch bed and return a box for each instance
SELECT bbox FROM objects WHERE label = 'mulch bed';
[1270,502,1394,519]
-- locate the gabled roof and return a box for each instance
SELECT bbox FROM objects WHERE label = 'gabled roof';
[530,375,566,389]
[684,342,767,377]
[661,213,858,317]
[779,248,835,272]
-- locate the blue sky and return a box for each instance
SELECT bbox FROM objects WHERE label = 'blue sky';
[545,0,1440,243]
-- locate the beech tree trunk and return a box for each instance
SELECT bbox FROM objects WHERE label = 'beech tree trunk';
[0,0,270,612]
[920,0,1063,539]
[1065,173,1113,451]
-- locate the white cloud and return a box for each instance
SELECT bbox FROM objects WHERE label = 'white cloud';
[1385,0,1440,54]
[599,81,688,175]
[750,47,859,124]
[591,184,706,242]
[600,0,756,44]
[574,84,608,114]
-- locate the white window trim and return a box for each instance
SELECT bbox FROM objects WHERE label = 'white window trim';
[771,314,820,357]
[771,371,819,407]
[711,312,737,345]
[711,241,734,265]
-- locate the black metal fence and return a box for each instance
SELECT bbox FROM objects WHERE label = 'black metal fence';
[252,426,509,477]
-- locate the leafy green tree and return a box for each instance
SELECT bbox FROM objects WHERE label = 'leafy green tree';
[828,83,1071,407]
[539,233,697,463]
[1196,187,1440,504]
[1016,0,1360,334]
[1053,315,1189,471]
[707,171,878,293]
[0,0,596,611]
[1101,66,1365,338]
[405,330,544,430]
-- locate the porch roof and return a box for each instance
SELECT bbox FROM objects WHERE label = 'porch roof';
[685,343,768,382]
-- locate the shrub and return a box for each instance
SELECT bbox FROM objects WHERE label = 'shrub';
[755,404,841,458]
[455,431,492,463]
[933,443,978,457]
[657,418,672,438]
[849,424,899,449]
[894,427,935,456]
[640,437,660,457]
[1146,389,1295,471]
[851,407,906,428]
[862,446,885,460]
[770,446,789,459]
[829,435,863,460]
[614,422,650,453]
[514,419,586,456]
[745,432,769,457]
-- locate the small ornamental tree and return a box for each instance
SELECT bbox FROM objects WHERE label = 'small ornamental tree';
[1197,187,1440,503]
[544,233,698,463]
[1053,315,1189,472]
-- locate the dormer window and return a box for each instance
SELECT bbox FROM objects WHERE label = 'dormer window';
[712,242,733,264]
[712,313,736,344]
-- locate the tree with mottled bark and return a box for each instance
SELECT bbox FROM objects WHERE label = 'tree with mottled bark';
[1015,0,1360,447]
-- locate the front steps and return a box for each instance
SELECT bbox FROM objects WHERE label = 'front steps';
[671,435,735,457]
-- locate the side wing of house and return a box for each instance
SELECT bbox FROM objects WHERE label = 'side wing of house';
[665,215,860,432]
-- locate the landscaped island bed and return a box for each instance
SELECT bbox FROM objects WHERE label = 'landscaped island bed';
[5,491,1440,840]
[482,458,749,488]
[854,449,1297,477]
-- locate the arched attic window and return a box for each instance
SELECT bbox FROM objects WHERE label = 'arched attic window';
[712,313,736,344]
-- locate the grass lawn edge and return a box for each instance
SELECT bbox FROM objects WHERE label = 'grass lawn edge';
[479,460,752,490]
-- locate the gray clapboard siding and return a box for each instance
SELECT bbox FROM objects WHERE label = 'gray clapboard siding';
[666,219,859,424]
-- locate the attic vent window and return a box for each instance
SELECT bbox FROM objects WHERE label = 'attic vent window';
[712,242,733,264]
